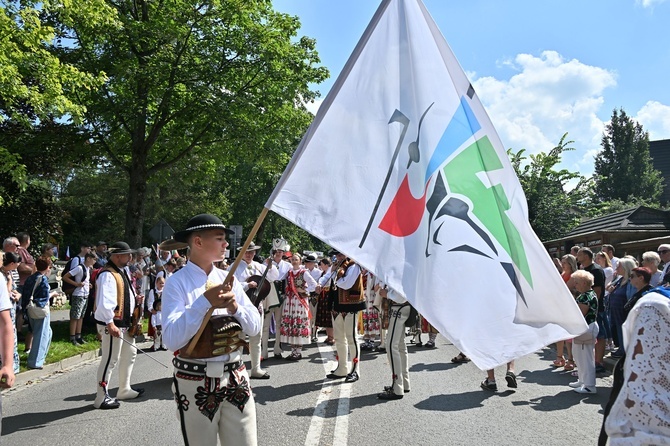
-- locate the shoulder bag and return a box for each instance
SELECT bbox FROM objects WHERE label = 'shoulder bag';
[26,274,49,320]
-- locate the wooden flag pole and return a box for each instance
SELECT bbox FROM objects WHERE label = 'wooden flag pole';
[184,207,270,357]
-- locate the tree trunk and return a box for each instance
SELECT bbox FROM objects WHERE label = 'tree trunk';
[125,148,149,248]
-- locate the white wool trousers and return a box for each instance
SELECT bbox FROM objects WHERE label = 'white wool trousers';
[331,312,360,376]
[95,326,137,406]
[172,359,257,446]
[387,304,411,395]
[262,305,283,358]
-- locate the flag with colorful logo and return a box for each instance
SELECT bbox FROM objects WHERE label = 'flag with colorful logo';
[266,0,586,369]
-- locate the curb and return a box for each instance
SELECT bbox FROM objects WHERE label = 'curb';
[2,336,151,393]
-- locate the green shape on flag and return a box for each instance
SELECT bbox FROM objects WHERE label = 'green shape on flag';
[442,136,532,287]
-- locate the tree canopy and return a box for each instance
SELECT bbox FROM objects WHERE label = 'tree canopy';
[509,134,588,241]
[593,108,663,204]
[54,0,328,246]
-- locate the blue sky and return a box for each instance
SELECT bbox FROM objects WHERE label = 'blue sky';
[273,0,670,176]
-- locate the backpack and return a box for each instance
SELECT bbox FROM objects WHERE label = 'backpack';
[61,257,82,297]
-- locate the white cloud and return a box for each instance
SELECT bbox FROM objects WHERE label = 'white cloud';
[472,50,617,175]
[636,0,668,8]
[305,98,324,115]
[635,100,670,141]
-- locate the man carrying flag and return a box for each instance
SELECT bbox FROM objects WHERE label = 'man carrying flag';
[264,0,587,370]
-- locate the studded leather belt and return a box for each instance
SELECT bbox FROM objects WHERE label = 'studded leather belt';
[172,357,242,376]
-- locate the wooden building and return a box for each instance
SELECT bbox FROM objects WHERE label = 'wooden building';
[543,206,670,260]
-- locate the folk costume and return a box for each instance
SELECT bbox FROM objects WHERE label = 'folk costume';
[230,243,278,378]
[378,288,411,400]
[305,255,322,343]
[163,214,262,446]
[361,271,381,350]
[262,237,291,359]
[315,268,334,340]
[148,290,165,351]
[93,242,143,410]
[421,316,439,348]
[280,265,317,359]
[322,253,365,383]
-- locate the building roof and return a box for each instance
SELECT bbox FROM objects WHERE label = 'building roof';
[562,206,670,238]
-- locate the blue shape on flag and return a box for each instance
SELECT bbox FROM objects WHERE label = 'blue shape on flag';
[425,97,481,180]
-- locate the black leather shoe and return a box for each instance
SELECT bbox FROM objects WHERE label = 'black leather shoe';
[98,397,120,410]
[132,387,145,397]
[326,373,346,380]
[250,371,271,380]
[274,353,283,359]
[345,371,359,383]
[378,389,403,400]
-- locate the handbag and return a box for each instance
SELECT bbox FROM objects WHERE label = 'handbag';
[26,274,49,320]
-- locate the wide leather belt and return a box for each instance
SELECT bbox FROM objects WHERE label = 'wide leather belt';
[172,357,243,377]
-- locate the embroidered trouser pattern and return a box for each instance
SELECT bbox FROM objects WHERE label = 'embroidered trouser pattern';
[331,311,359,376]
[172,364,257,446]
[95,326,137,407]
[387,304,411,395]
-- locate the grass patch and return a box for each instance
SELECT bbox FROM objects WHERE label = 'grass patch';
[18,318,149,373]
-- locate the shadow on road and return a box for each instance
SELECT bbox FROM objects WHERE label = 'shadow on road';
[409,362,460,372]
[513,389,608,412]
[2,406,92,435]
[414,390,506,412]
[62,376,174,403]
[253,378,324,405]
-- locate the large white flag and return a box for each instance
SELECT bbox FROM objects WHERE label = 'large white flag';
[266,0,587,369]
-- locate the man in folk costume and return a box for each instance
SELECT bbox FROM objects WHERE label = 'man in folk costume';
[162,214,261,445]
[376,286,411,400]
[321,249,365,383]
[304,254,322,342]
[93,242,145,409]
[229,242,278,379]
[263,237,292,359]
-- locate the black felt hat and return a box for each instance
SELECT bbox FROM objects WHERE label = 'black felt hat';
[173,214,234,243]
[304,254,317,263]
[328,248,341,256]
[107,241,137,255]
[237,242,261,252]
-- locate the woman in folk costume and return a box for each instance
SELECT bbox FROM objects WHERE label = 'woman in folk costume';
[280,253,317,360]
[315,257,335,345]
[360,270,381,350]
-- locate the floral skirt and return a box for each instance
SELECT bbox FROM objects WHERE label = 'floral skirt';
[362,307,380,337]
[280,295,311,346]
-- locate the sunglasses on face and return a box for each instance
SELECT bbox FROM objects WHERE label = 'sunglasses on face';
[658,250,670,254]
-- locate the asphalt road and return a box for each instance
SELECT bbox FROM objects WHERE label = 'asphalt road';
[1,334,612,446]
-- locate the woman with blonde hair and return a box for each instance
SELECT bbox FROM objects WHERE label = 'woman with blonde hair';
[569,270,599,394]
[607,257,637,358]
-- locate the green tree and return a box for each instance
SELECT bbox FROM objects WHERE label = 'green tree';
[593,108,663,203]
[508,134,586,241]
[56,0,328,246]
[0,0,108,204]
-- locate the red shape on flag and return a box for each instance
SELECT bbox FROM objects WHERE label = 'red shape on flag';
[378,174,431,236]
